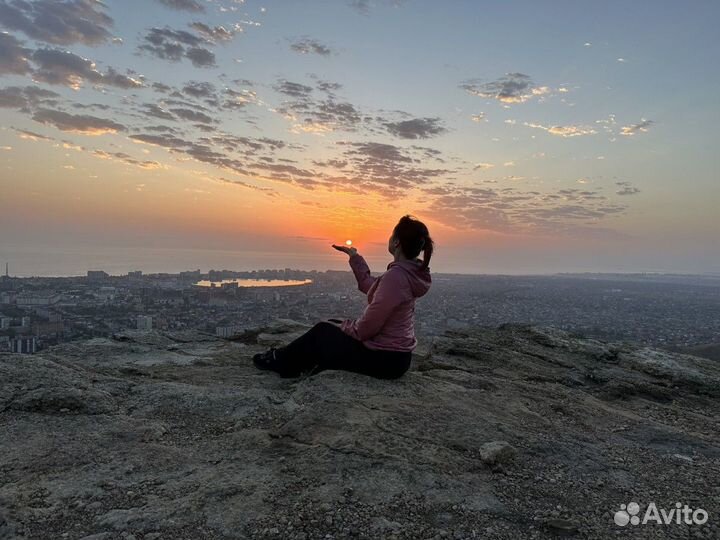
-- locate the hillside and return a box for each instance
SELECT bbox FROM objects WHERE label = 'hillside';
[1,321,719,540]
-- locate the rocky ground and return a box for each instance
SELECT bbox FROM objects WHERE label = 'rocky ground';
[1,320,719,540]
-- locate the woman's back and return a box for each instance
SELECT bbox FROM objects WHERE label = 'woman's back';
[340,253,432,352]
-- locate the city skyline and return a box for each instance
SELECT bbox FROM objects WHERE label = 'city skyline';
[1,0,719,275]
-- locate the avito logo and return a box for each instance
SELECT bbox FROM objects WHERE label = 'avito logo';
[614,501,709,526]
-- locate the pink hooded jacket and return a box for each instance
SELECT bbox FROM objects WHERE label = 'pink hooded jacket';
[339,253,432,352]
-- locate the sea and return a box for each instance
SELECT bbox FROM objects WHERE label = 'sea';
[0,245,353,278]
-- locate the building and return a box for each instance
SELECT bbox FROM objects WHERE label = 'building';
[0,316,11,329]
[95,287,116,302]
[87,270,109,281]
[16,294,60,307]
[128,270,142,278]
[10,336,37,354]
[216,325,242,338]
[137,315,153,331]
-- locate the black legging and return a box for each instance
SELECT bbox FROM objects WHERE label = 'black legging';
[272,321,412,380]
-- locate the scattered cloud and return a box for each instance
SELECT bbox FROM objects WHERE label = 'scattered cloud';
[273,79,363,133]
[189,22,237,43]
[620,119,653,136]
[470,113,485,123]
[616,181,640,195]
[138,26,216,68]
[473,162,494,170]
[182,80,216,99]
[383,117,447,139]
[327,141,452,195]
[13,127,54,141]
[0,0,114,46]
[0,32,33,75]
[273,79,314,98]
[32,48,143,89]
[289,37,333,56]
[93,149,165,170]
[460,73,550,104]
[0,85,59,110]
[424,183,628,236]
[348,0,407,15]
[169,107,214,124]
[217,176,277,194]
[523,122,597,138]
[32,108,126,135]
[156,0,205,12]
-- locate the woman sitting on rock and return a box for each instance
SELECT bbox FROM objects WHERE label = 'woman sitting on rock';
[253,214,434,379]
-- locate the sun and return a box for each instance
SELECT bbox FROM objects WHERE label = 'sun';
[345,240,352,246]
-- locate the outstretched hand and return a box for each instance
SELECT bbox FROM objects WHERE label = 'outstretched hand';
[331,244,357,257]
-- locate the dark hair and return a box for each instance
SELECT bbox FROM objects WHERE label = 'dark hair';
[393,214,434,271]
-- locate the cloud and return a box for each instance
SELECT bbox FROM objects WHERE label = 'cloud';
[217,176,276,194]
[188,22,236,43]
[185,47,216,68]
[316,80,342,94]
[329,141,452,194]
[13,127,54,141]
[0,0,114,46]
[182,80,216,98]
[348,0,406,15]
[289,37,333,56]
[286,99,363,133]
[0,32,32,75]
[0,85,59,110]
[470,113,485,123]
[273,79,314,98]
[615,181,640,195]
[32,108,126,135]
[141,103,175,120]
[221,87,258,110]
[272,79,364,133]
[92,149,165,170]
[138,27,216,68]
[152,82,172,93]
[156,0,205,12]
[383,117,447,139]
[31,48,143,89]
[620,119,653,136]
[473,162,494,170]
[460,73,550,104]
[424,183,628,236]
[522,121,597,138]
[169,107,214,123]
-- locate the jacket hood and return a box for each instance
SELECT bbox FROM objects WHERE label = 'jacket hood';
[386,258,432,298]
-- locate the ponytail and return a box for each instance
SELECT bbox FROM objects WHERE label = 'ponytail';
[393,214,434,271]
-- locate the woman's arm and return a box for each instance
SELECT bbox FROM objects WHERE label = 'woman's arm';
[330,243,376,294]
[349,252,378,294]
[348,252,378,294]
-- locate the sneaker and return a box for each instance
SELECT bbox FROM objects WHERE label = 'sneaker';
[253,347,278,371]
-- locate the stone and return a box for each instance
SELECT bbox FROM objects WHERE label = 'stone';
[479,441,517,466]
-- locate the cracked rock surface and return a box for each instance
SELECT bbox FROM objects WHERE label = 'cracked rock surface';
[1,322,719,539]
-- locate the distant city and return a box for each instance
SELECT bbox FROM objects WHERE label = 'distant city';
[1,262,719,360]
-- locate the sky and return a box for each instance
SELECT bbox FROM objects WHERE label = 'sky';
[1,0,719,276]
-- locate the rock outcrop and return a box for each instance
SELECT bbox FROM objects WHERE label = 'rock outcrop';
[1,322,719,539]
